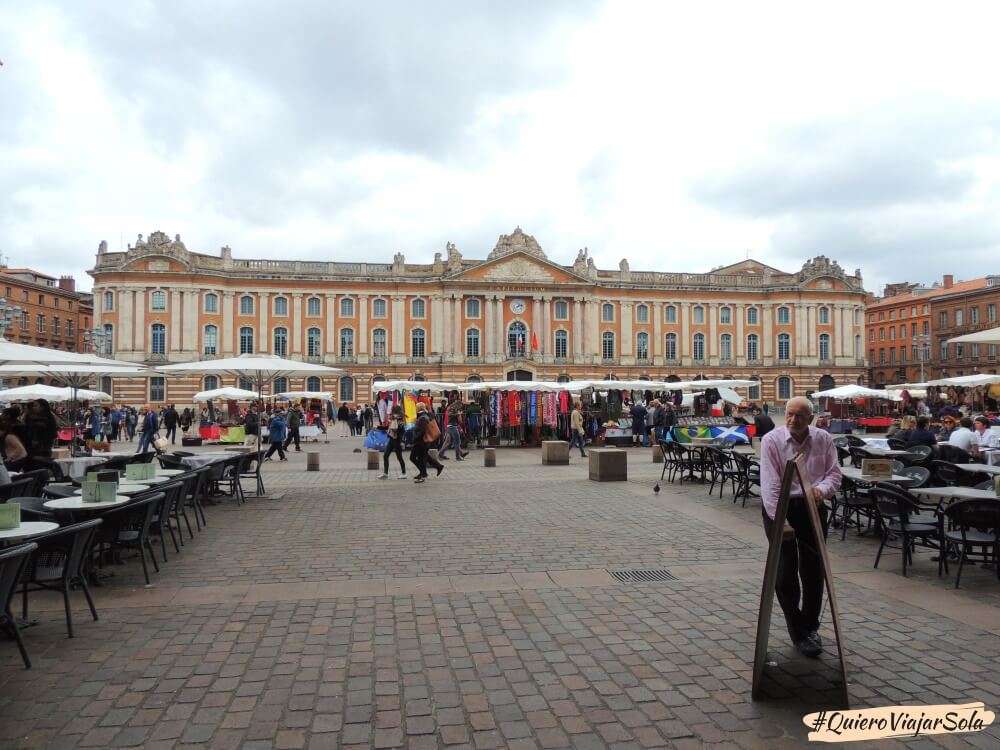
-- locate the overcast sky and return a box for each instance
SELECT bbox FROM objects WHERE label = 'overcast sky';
[3,1,999,295]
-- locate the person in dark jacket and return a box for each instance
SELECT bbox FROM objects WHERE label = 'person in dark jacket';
[904,416,938,448]
[629,400,648,447]
[754,413,776,441]
[163,404,179,444]
[409,403,443,483]
[283,404,303,452]
[337,403,351,437]
[265,411,288,461]
[136,406,159,454]
[24,398,58,459]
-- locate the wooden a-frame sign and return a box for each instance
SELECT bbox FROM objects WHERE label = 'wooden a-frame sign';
[751,456,850,707]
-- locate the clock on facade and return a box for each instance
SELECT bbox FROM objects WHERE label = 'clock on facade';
[509,298,526,315]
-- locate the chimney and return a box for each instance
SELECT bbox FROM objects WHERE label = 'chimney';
[943,274,954,289]
[58,275,76,292]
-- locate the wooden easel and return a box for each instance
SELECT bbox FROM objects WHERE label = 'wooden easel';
[751,456,849,707]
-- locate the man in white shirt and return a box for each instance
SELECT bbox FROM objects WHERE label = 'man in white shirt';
[947,417,977,452]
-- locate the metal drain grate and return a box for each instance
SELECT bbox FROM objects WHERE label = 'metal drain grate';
[608,569,678,584]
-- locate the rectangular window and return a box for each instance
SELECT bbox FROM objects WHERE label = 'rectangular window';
[989,304,997,322]
[307,297,321,316]
[372,298,386,318]
[990,344,997,359]
[466,298,481,318]
[971,343,980,358]
[889,310,896,320]
[636,305,649,323]
[939,311,948,328]
[36,314,44,333]
[554,331,568,359]
[204,294,218,313]
[465,329,480,358]
[666,305,678,323]
[151,291,166,311]
[889,348,895,363]
[53,317,60,335]
[746,307,757,325]
[955,309,964,326]
[602,304,614,322]
[554,300,569,320]
[67,320,74,337]
[970,307,980,324]
[940,341,948,360]
[879,349,885,364]
[150,376,166,402]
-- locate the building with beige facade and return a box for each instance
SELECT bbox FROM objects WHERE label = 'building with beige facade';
[90,229,868,406]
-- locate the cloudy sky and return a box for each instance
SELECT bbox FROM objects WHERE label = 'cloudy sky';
[2,1,999,295]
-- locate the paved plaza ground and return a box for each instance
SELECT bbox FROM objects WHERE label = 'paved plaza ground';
[1,435,999,748]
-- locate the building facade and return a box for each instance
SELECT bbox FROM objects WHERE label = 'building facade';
[0,267,94,354]
[90,229,868,405]
[866,274,994,386]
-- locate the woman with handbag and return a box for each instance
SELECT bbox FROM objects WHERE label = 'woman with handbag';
[409,403,443,483]
[379,405,407,480]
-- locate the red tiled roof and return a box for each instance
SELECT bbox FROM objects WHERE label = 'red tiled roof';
[868,277,988,309]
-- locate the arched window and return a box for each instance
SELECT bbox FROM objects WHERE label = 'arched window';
[273,377,288,394]
[102,323,114,356]
[274,296,288,316]
[203,324,218,356]
[777,306,790,324]
[204,293,218,313]
[508,321,527,357]
[340,297,354,317]
[151,290,166,311]
[240,295,254,315]
[777,333,791,360]
[238,377,254,391]
[203,375,219,391]
[746,333,759,361]
[818,306,829,324]
[554,330,568,359]
[339,328,354,357]
[466,298,481,318]
[306,376,321,391]
[636,332,649,360]
[307,297,321,316]
[719,306,731,324]
[466,328,480,358]
[692,332,705,360]
[372,328,387,359]
[239,326,254,354]
[665,305,677,323]
[273,327,288,356]
[411,298,425,318]
[819,333,831,361]
[557,374,570,383]
[665,333,677,360]
[692,306,705,324]
[635,304,649,323]
[720,333,732,360]
[602,303,614,322]
[746,306,758,325]
[339,377,354,402]
[151,323,166,355]
[411,328,426,357]
[372,298,387,318]
[777,376,792,400]
[602,331,615,360]
[818,374,835,391]
[748,376,761,401]
[307,327,321,357]
[103,291,114,311]
[554,300,569,320]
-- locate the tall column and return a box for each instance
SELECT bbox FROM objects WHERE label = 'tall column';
[258,292,269,353]
[120,288,134,352]
[573,299,583,359]
[653,302,663,363]
[222,292,235,354]
[735,303,745,360]
[531,295,542,353]
[834,304,844,357]
[453,296,462,357]
[430,295,443,355]
[763,304,774,359]
[795,304,806,361]
[325,294,336,355]
[807,305,817,357]
[291,293,303,354]
[358,294,368,355]
[391,296,405,356]
[182,290,198,353]
[585,300,598,361]
[496,296,506,359]
[708,303,718,359]
[541,296,550,357]
[621,301,633,357]
[169,290,182,353]
[133,290,145,352]
[680,303,690,358]
[484,296,496,358]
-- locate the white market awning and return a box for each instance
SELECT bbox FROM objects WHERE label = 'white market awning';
[0,384,111,403]
[947,326,1000,345]
[812,384,894,400]
[192,387,261,402]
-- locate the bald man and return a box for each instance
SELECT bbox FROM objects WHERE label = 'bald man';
[759,396,841,658]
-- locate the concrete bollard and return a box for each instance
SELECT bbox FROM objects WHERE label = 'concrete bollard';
[652,445,664,463]
[366,450,380,470]
[541,440,569,465]
[484,447,496,467]
[307,452,320,471]
[588,448,628,482]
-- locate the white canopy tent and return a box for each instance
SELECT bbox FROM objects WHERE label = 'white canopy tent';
[375,380,456,393]
[192,387,261,402]
[274,391,334,401]
[811,384,895,400]
[925,373,1000,387]
[0,339,144,368]
[0,383,112,403]
[947,327,1000,345]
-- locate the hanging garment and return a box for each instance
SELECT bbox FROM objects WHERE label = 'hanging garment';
[403,394,417,425]
[529,392,538,425]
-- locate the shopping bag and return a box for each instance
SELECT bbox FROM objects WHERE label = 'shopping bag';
[364,429,389,451]
[153,437,170,451]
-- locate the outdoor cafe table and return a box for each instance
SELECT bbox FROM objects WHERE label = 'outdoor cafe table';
[953,463,1000,476]
[178,453,232,470]
[0,521,58,545]
[155,469,185,477]
[911,486,1000,503]
[70,484,150,496]
[840,466,917,486]
[862,447,915,458]
[54,456,107,480]
[45,496,131,511]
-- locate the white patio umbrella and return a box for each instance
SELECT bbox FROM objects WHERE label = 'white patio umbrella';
[947,326,1000,344]
[925,373,1000,387]
[377,380,457,392]
[274,391,334,401]
[811,384,894,399]
[0,338,144,368]
[157,354,343,496]
[0,383,111,403]
[192,387,260,402]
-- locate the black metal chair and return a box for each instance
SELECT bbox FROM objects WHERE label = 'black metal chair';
[156,454,188,471]
[98,493,164,585]
[238,451,262,498]
[130,452,157,465]
[903,444,933,467]
[870,483,941,577]
[706,447,742,499]
[886,438,907,450]
[96,456,129,473]
[835,476,876,539]
[936,444,971,465]
[930,460,960,487]
[16,468,51,497]
[0,478,37,503]
[20,519,102,638]
[10,496,55,522]
[897,465,930,488]
[941,499,1000,587]
[0,542,37,669]
[149,481,186,560]
[729,452,756,507]
[186,466,210,529]
[835,445,851,467]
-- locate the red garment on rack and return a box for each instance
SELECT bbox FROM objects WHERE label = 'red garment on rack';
[558,391,570,413]
[508,392,521,426]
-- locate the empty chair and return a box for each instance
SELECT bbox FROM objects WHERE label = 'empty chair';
[185,466,211,529]
[890,460,905,475]
[930,460,960,487]
[0,542,37,668]
[156,454,188,471]
[0,478,36,503]
[886,438,907,450]
[897,465,930,488]
[98,493,164,586]
[20,519,102,638]
[10,496,55,522]
[870,484,940,577]
[130,452,157,465]
[936,444,971,465]
[16,468,51,497]
[149,481,186,560]
[941,499,1000,587]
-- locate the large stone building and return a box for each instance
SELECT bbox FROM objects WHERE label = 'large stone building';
[90,229,868,405]
[0,266,93,355]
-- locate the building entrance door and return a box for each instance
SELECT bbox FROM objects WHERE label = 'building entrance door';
[506,369,533,381]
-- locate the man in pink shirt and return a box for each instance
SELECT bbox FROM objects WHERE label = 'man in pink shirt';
[759,396,841,658]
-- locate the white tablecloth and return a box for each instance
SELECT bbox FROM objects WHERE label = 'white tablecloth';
[179,453,233,470]
[55,456,109,480]
[861,438,890,450]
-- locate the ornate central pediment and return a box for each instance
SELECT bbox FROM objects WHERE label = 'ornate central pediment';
[483,257,555,282]
[452,250,588,285]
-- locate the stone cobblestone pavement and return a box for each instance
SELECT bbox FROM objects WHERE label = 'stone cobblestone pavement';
[1,437,999,748]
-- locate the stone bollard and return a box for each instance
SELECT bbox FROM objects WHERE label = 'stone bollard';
[484,447,496,467]
[366,450,380,470]
[307,451,320,471]
[652,445,664,463]
[588,448,628,482]
[541,440,569,465]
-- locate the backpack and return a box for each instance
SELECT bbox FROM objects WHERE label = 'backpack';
[422,417,440,443]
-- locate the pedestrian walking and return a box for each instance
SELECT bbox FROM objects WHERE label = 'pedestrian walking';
[136,405,159,454]
[569,401,587,457]
[337,403,350,437]
[410,403,443,483]
[265,411,288,461]
[163,403,179,444]
[283,404,303,452]
[379,405,407,479]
